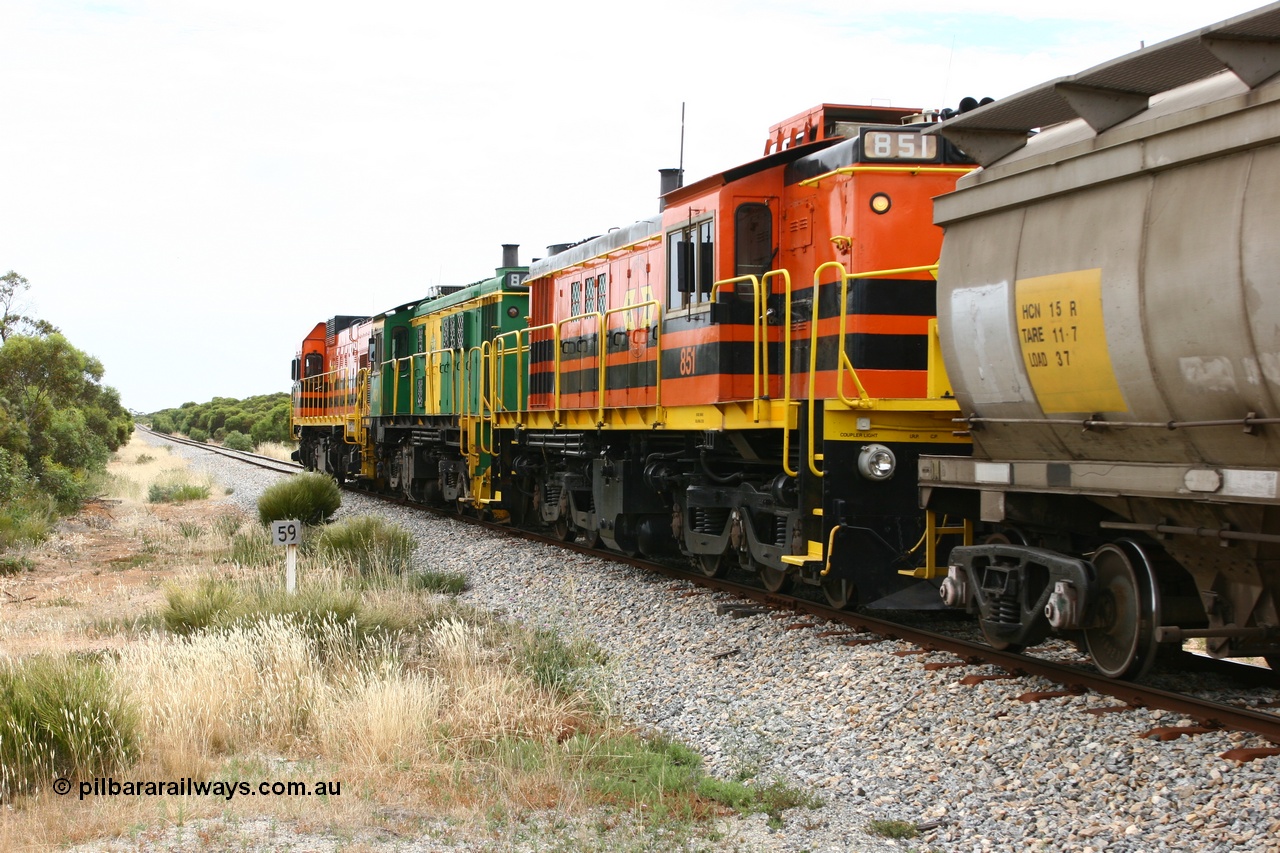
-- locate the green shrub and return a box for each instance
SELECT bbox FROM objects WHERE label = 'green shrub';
[162,575,405,647]
[410,570,468,595]
[222,430,254,452]
[212,513,243,538]
[868,819,919,839]
[149,414,173,434]
[187,428,209,443]
[517,628,607,698]
[163,578,243,634]
[0,554,33,576]
[148,482,211,503]
[0,495,55,550]
[37,461,91,512]
[0,447,29,505]
[0,655,140,799]
[227,526,276,567]
[257,472,341,527]
[564,732,702,810]
[314,515,415,577]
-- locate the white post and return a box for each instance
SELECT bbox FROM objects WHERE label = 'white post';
[272,519,302,595]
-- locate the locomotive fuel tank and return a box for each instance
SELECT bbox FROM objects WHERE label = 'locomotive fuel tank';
[923,5,1280,677]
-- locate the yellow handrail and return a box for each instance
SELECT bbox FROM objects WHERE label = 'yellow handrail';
[478,341,495,455]
[378,356,415,414]
[762,269,797,478]
[805,261,942,476]
[520,321,560,423]
[492,329,527,419]
[425,347,464,417]
[807,261,847,477]
[342,368,369,445]
[602,299,662,423]
[556,310,605,420]
[292,365,366,424]
[836,264,939,409]
[713,275,765,422]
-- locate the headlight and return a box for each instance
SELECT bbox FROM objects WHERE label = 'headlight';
[857,444,896,481]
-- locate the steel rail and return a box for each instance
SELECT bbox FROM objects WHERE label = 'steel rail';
[132,437,1280,742]
[135,426,303,476]
[458,517,1280,744]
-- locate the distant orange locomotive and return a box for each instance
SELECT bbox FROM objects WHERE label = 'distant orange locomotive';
[293,103,976,611]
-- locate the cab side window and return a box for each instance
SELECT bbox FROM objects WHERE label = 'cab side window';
[667,217,715,310]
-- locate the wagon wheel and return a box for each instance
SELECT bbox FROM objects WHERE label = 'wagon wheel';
[696,552,728,579]
[1083,541,1161,680]
[978,623,1024,655]
[580,527,601,549]
[821,576,857,610]
[983,527,1028,546]
[552,517,575,542]
[756,560,793,594]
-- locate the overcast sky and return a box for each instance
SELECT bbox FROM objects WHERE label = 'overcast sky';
[1,0,1267,413]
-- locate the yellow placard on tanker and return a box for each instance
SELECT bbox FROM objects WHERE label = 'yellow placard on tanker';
[1014,269,1127,414]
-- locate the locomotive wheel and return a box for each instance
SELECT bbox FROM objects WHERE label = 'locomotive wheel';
[758,563,793,594]
[1084,541,1161,680]
[821,576,857,610]
[696,552,728,579]
[580,528,601,549]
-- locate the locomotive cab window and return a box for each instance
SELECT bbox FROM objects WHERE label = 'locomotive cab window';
[303,353,323,378]
[667,217,715,312]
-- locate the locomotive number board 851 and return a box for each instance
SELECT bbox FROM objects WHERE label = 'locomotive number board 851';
[860,128,939,162]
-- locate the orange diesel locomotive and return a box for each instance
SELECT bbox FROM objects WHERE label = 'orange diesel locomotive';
[294,103,977,611]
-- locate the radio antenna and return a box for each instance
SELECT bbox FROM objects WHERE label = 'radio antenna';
[678,102,686,188]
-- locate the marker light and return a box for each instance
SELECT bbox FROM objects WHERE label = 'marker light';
[870,193,891,214]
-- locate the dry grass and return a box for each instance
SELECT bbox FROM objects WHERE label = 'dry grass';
[0,433,714,851]
[254,441,299,463]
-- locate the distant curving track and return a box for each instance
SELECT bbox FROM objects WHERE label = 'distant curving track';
[136,426,303,476]
[138,426,1280,749]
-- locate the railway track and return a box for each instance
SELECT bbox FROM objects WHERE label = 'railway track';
[141,426,1280,751]
[136,426,303,475]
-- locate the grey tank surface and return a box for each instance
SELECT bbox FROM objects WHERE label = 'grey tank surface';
[921,4,1280,679]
